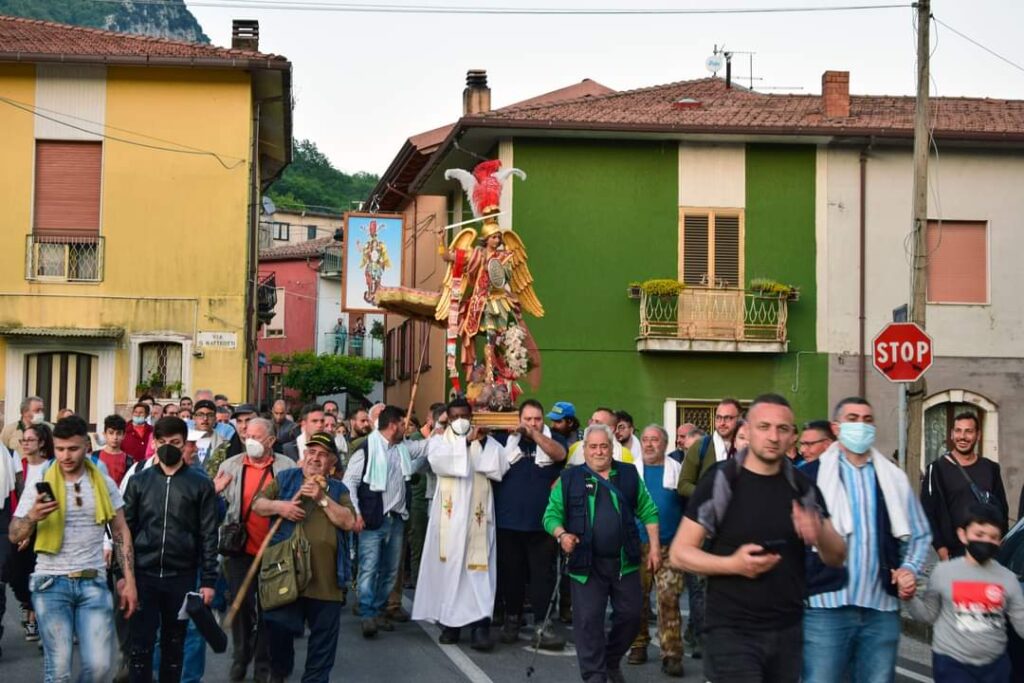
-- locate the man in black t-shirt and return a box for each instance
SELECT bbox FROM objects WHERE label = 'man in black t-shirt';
[921,412,1008,560]
[671,393,846,683]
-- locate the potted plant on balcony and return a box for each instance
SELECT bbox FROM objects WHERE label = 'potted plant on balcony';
[135,379,150,399]
[167,381,184,400]
[641,279,685,297]
[626,281,643,299]
[749,277,800,302]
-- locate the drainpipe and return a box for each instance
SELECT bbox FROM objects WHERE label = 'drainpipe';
[246,101,261,403]
[858,145,869,398]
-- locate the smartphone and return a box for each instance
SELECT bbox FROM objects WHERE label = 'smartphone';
[35,481,56,503]
[754,539,788,555]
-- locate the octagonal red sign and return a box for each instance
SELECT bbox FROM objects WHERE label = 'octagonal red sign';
[872,322,933,383]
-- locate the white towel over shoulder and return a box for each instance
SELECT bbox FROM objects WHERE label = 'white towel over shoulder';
[504,425,554,467]
[816,442,912,540]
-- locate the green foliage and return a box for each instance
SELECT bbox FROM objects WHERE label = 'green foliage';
[369,320,385,340]
[641,279,685,296]
[0,0,209,43]
[749,277,795,296]
[268,139,380,213]
[279,351,383,401]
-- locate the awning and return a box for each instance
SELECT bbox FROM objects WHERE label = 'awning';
[0,326,124,339]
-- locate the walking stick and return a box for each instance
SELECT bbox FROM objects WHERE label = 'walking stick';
[526,552,568,678]
[223,487,304,629]
[403,323,433,432]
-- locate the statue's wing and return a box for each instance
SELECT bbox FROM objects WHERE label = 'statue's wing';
[493,167,527,186]
[501,230,544,318]
[434,228,479,321]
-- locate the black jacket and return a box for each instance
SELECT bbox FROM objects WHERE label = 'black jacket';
[123,463,219,588]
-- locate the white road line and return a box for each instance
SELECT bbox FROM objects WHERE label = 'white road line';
[403,596,496,683]
[896,666,932,682]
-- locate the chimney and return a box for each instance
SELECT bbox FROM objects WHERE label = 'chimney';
[232,19,259,51]
[463,69,491,116]
[822,70,850,118]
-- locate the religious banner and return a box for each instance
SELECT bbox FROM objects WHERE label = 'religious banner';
[342,212,404,313]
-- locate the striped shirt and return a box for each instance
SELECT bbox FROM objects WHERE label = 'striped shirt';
[809,454,931,612]
[343,438,430,520]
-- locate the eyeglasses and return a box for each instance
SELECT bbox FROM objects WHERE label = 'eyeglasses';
[73,481,83,508]
[194,411,215,419]
[19,438,39,444]
[799,438,830,449]
[714,415,738,423]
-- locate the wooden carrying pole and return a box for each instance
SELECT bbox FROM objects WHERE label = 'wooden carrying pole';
[223,487,304,629]
[404,323,433,431]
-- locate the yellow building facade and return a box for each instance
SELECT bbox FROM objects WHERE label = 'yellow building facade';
[0,16,291,427]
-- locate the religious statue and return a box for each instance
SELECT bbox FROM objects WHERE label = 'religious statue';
[435,159,544,400]
[357,219,392,304]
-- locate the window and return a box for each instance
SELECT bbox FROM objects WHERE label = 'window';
[398,321,412,380]
[384,328,398,385]
[675,399,750,435]
[678,208,744,287]
[139,342,183,396]
[307,225,317,240]
[264,287,286,338]
[264,372,283,403]
[926,221,988,304]
[272,222,290,241]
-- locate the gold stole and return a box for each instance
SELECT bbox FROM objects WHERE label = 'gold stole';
[437,439,491,572]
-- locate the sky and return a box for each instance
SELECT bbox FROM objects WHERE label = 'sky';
[188,1,1024,175]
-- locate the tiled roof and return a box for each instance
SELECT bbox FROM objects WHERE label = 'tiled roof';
[474,77,1024,139]
[0,13,287,64]
[260,236,337,261]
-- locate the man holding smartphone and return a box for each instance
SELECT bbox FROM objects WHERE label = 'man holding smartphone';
[671,394,846,683]
[9,415,138,683]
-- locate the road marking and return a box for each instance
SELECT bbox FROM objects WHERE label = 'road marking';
[519,644,577,657]
[895,666,932,683]
[402,596,495,683]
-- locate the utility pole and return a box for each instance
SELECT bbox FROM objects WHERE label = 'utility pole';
[905,0,930,489]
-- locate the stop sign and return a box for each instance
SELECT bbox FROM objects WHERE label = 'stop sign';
[872,322,933,383]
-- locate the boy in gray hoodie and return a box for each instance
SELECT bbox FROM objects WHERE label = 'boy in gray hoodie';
[907,502,1024,682]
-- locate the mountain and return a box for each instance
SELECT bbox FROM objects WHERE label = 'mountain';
[0,0,209,43]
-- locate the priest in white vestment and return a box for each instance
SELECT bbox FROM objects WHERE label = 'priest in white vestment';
[412,398,510,651]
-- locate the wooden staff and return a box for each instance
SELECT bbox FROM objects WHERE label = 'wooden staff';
[223,485,306,629]
[404,322,433,432]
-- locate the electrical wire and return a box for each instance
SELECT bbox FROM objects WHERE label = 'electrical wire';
[933,16,1024,75]
[0,95,247,170]
[83,0,911,15]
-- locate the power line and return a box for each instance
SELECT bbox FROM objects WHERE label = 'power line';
[933,16,1024,75]
[83,0,911,16]
[0,95,247,170]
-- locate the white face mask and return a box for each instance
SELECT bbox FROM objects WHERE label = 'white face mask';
[335,435,348,453]
[244,438,265,459]
[31,411,45,425]
[450,418,471,437]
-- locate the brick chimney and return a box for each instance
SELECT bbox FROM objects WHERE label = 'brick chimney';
[822,70,850,118]
[232,20,259,51]
[463,69,491,115]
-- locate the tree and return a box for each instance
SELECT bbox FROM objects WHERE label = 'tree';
[276,352,382,401]
[268,139,380,213]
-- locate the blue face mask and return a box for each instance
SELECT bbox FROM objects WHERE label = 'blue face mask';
[132,415,147,426]
[838,422,875,454]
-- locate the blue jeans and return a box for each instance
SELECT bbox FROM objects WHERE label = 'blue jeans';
[31,573,114,683]
[266,598,342,682]
[803,606,900,683]
[933,652,1011,683]
[357,514,405,619]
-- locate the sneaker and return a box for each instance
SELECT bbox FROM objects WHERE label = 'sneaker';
[385,606,411,623]
[533,624,566,651]
[500,615,522,644]
[25,621,40,642]
[361,618,378,638]
[627,646,647,665]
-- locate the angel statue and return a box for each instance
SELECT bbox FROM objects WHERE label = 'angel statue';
[435,159,544,399]
[357,219,392,304]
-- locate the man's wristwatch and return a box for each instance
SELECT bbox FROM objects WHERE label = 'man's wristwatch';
[318,497,329,509]
[556,531,568,544]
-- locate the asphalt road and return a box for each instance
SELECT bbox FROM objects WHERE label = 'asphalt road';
[0,588,934,682]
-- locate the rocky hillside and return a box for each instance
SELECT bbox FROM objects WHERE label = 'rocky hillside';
[0,0,209,43]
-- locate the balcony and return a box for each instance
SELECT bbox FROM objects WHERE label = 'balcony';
[257,273,277,325]
[319,246,341,279]
[25,235,104,283]
[637,286,789,353]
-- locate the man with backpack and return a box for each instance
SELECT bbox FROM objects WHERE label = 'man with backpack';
[671,394,846,683]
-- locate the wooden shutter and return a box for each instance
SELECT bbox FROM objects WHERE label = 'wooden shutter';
[926,221,987,304]
[34,141,102,237]
[683,213,710,285]
[714,215,741,287]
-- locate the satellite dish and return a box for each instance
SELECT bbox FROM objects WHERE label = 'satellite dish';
[706,54,725,75]
[262,195,276,216]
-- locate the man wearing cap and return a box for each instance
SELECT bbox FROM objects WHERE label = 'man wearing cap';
[253,432,357,683]
[282,403,325,463]
[123,416,219,682]
[548,401,581,447]
[216,417,296,682]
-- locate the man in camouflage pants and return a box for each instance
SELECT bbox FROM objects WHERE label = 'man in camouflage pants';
[627,425,687,677]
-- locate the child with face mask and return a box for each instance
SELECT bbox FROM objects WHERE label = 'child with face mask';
[906,502,1024,682]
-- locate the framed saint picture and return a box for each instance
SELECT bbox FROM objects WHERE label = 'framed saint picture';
[342,212,404,313]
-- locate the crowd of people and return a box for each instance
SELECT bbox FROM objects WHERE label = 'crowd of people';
[0,387,1019,683]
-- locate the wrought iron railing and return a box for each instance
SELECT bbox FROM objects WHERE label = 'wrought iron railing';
[639,286,788,343]
[25,235,104,283]
[320,246,342,276]
[257,272,277,325]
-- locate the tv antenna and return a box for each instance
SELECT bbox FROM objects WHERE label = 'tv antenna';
[706,45,757,89]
